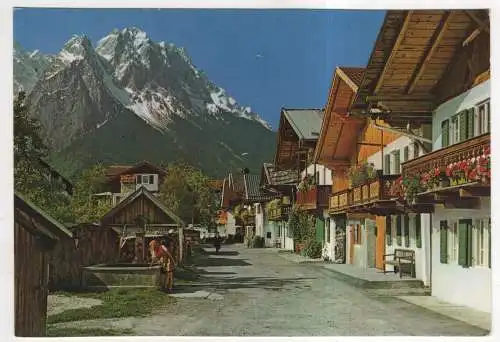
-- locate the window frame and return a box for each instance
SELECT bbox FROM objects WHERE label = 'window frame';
[448,221,459,264]
[475,99,490,136]
[472,217,490,268]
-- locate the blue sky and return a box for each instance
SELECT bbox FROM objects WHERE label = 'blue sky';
[14,8,385,129]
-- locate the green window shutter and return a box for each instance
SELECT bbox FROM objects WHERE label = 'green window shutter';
[458,219,472,268]
[386,215,392,246]
[415,214,422,248]
[459,110,467,142]
[404,214,410,247]
[467,108,475,139]
[440,220,448,264]
[384,154,391,175]
[441,119,449,148]
[396,215,402,246]
[403,146,409,162]
[394,150,401,174]
[315,217,325,243]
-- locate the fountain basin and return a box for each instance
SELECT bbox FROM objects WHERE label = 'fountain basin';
[81,263,162,289]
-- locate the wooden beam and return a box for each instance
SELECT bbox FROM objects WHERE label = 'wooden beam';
[465,10,490,34]
[374,11,413,94]
[366,94,435,102]
[463,28,481,47]
[406,11,452,94]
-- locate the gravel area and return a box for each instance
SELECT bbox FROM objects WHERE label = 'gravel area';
[49,245,489,336]
[47,295,103,316]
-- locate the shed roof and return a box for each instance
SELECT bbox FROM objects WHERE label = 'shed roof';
[262,163,298,186]
[14,192,73,240]
[282,108,324,141]
[100,186,185,226]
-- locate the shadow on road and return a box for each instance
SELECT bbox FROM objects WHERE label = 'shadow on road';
[202,251,240,256]
[194,257,251,267]
[173,276,315,294]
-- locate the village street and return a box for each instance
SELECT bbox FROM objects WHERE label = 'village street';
[50,244,488,336]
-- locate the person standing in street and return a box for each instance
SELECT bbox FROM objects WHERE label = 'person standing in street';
[160,239,177,293]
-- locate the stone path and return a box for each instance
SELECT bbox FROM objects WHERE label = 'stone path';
[51,244,490,336]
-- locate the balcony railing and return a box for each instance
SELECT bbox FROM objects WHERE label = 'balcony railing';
[243,214,256,226]
[328,175,400,212]
[267,205,292,221]
[402,133,490,178]
[296,185,331,210]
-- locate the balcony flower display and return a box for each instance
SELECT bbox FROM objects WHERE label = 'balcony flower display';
[402,175,425,204]
[347,162,377,188]
[390,176,405,199]
[297,174,314,192]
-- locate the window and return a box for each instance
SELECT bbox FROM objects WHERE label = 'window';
[472,218,490,268]
[384,154,391,175]
[448,222,459,263]
[315,171,320,185]
[440,220,448,263]
[475,100,490,135]
[403,146,409,162]
[393,150,401,174]
[136,175,141,184]
[149,175,155,184]
[451,115,460,145]
[413,142,420,159]
[266,232,272,239]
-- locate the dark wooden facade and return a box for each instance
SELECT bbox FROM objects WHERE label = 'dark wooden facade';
[14,193,72,337]
[103,161,167,193]
[48,224,119,290]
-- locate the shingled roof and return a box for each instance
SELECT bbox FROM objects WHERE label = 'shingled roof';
[262,163,298,186]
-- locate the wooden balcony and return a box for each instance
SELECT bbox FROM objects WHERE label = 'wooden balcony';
[267,205,292,221]
[243,214,256,226]
[402,133,490,209]
[402,133,490,177]
[328,174,418,215]
[296,185,331,211]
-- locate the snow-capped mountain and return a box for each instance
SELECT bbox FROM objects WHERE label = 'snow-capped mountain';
[14,28,275,178]
[14,42,53,93]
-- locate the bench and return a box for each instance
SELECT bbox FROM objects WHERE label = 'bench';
[383,249,415,278]
[274,239,282,248]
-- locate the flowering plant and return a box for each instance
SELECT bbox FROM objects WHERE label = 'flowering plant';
[347,162,377,187]
[402,175,424,203]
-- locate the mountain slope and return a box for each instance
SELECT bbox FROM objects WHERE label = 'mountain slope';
[16,29,275,179]
[14,42,53,93]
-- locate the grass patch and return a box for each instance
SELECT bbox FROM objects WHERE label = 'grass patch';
[46,326,134,337]
[48,287,175,324]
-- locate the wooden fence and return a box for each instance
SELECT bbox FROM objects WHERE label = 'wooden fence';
[48,224,119,290]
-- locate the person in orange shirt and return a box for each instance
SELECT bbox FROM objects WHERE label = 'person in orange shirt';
[160,239,177,292]
[148,238,162,266]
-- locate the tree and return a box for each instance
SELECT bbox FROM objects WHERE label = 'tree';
[70,164,113,223]
[159,162,218,226]
[14,92,72,222]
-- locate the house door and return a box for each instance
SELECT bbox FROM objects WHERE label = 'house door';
[375,216,386,269]
[334,216,346,264]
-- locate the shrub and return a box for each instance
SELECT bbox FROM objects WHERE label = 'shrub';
[302,240,322,259]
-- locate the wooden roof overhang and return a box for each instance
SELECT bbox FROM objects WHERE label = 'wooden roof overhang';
[274,110,316,170]
[351,10,490,127]
[314,67,367,169]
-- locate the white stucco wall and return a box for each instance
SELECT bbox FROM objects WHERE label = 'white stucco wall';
[300,163,333,185]
[431,198,491,313]
[385,214,432,286]
[432,80,490,151]
[254,203,265,237]
[225,212,236,236]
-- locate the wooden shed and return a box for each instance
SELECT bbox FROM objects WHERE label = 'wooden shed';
[14,192,73,337]
[100,186,186,263]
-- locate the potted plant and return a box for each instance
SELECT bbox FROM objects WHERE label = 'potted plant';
[402,175,424,204]
[347,162,376,188]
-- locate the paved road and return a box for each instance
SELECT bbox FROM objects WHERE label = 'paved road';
[57,244,488,336]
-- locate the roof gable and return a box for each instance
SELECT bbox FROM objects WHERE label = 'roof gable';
[282,108,324,141]
[14,192,73,240]
[100,186,185,226]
